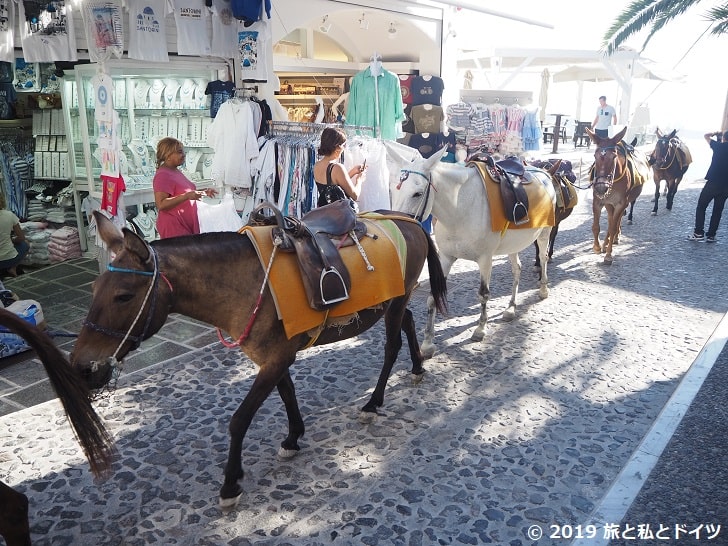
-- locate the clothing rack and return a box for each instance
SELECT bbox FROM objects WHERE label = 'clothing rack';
[459,89,533,105]
[268,120,375,137]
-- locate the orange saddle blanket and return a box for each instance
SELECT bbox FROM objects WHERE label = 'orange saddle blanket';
[242,214,408,339]
[468,161,556,232]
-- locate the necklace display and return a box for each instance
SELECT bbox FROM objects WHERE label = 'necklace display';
[202,154,213,179]
[131,212,159,241]
[180,79,197,109]
[128,139,151,173]
[193,78,208,109]
[149,79,165,108]
[164,78,180,108]
[184,148,203,173]
[134,79,151,108]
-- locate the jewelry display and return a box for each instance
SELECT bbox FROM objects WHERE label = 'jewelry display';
[119,150,129,175]
[184,148,203,173]
[201,118,211,143]
[114,79,127,108]
[180,79,197,109]
[131,211,159,241]
[193,78,209,109]
[148,116,161,139]
[134,79,151,108]
[167,116,179,140]
[134,117,150,142]
[149,79,165,108]
[128,139,151,172]
[164,78,181,108]
[202,154,213,179]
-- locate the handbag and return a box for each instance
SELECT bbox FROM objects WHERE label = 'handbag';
[318,163,347,207]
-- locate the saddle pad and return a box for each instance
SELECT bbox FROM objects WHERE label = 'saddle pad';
[468,162,555,232]
[242,216,407,339]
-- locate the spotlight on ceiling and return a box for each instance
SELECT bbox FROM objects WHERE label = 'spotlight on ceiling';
[358,13,369,30]
[319,15,331,34]
[388,22,398,39]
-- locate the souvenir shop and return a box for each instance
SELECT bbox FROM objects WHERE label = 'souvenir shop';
[0,0,545,272]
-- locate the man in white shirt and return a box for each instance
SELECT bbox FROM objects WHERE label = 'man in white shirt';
[591,95,617,138]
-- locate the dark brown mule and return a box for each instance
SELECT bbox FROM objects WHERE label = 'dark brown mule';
[649,127,692,215]
[530,159,579,269]
[587,126,651,264]
[71,210,447,508]
[0,308,114,546]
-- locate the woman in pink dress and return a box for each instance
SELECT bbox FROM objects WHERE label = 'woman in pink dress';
[153,137,217,238]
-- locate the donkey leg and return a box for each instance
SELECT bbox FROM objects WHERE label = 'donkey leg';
[471,256,493,340]
[666,180,678,210]
[651,183,660,215]
[535,230,550,299]
[220,362,293,507]
[592,201,603,253]
[422,256,453,359]
[361,298,407,420]
[401,307,426,382]
[0,481,30,546]
[276,370,306,459]
[502,253,521,322]
[626,201,636,225]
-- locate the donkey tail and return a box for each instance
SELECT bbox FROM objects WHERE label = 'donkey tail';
[424,231,448,316]
[0,308,116,478]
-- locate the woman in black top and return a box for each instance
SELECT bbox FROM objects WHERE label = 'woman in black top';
[312,127,366,208]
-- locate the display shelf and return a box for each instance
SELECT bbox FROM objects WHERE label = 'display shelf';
[62,59,230,200]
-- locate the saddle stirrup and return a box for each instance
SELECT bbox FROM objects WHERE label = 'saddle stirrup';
[513,202,530,225]
[320,266,349,305]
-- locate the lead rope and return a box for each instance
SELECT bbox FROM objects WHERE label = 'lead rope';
[217,243,278,348]
[110,252,159,363]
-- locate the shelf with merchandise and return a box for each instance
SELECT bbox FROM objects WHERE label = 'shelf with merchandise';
[61,59,229,201]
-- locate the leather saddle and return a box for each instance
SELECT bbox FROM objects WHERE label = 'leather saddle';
[469,153,531,225]
[249,200,367,310]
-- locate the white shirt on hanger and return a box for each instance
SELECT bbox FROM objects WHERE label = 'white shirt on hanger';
[207,99,260,188]
[169,0,211,56]
[0,0,15,63]
[19,0,78,62]
[125,0,169,63]
[209,0,237,58]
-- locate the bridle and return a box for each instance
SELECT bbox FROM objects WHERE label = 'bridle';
[82,244,173,375]
[395,168,435,222]
[654,137,677,169]
[592,144,628,199]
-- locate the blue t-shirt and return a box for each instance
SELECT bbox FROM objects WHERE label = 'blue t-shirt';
[205,80,235,118]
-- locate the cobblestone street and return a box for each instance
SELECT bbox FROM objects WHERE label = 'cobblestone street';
[2,147,727,545]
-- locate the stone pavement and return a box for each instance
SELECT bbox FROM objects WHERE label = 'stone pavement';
[1,141,727,545]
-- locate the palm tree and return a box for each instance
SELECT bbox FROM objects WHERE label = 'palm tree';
[602,0,728,54]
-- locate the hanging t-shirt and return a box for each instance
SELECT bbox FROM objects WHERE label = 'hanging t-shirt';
[410,75,444,106]
[92,73,114,123]
[398,74,415,105]
[82,0,124,63]
[237,18,270,82]
[19,0,78,62]
[170,0,211,56]
[205,79,235,118]
[411,104,444,134]
[207,99,259,188]
[0,82,16,119]
[126,0,169,62]
[407,133,440,159]
[210,0,237,58]
[0,0,15,63]
[230,0,270,24]
[100,174,126,216]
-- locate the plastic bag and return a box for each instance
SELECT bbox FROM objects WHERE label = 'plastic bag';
[197,192,244,233]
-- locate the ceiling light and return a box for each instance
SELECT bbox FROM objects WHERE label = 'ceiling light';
[319,15,331,34]
[358,13,369,30]
[388,22,398,39]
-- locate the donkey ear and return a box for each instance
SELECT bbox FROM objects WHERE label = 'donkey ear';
[424,145,449,170]
[123,228,151,263]
[547,158,562,176]
[93,210,124,253]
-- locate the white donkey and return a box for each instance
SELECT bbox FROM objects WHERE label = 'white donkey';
[387,144,555,358]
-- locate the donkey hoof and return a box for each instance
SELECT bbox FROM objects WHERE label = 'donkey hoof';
[470,329,485,341]
[411,371,426,384]
[278,446,299,459]
[359,410,377,424]
[603,255,614,265]
[502,307,516,322]
[219,490,243,509]
[651,211,657,216]
[421,343,435,360]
